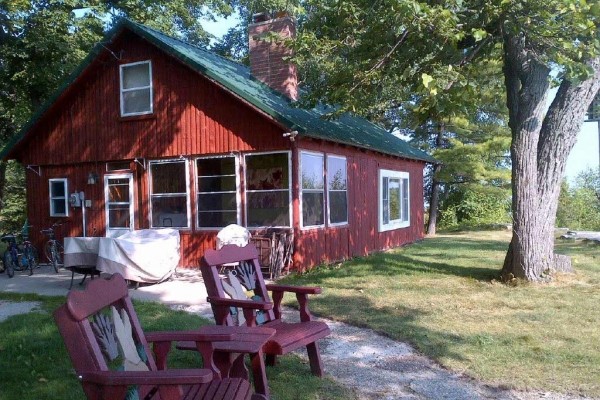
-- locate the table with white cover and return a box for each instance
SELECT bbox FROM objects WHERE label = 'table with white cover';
[64,229,180,284]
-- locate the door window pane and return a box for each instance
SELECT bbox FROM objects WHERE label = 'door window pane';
[106,176,132,230]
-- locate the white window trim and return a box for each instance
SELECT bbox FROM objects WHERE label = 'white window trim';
[119,60,153,117]
[300,150,325,230]
[326,154,349,227]
[49,178,69,217]
[195,154,241,230]
[148,159,191,229]
[243,151,292,229]
[104,173,134,234]
[378,169,410,232]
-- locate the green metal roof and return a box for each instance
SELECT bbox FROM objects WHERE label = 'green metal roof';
[1,19,435,163]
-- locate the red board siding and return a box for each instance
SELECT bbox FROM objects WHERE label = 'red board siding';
[15,32,289,166]
[292,139,425,272]
[16,29,426,272]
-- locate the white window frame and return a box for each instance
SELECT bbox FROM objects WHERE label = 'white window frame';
[243,151,292,229]
[148,159,191,229]
[378,169,410,232]
[300,151,325,230]
[104,173,134,235]
[49,178,69,217]
[326,154,348,227]
[119,60,153,117]
[195,154,241,230]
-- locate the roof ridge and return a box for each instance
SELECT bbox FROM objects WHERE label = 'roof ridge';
[123,18,251,74]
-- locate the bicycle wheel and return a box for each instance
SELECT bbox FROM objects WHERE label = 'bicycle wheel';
[44,241,61,272]
[23,246,37,275]
[3,250,15,278]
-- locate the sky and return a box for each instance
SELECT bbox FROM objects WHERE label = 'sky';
[567,121,599,182]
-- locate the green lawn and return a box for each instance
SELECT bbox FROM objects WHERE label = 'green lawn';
[281,231,600,397]
[0,293,354,400]
[1,231,598,398]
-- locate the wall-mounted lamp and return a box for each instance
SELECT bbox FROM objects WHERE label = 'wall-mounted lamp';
[87,172,99,185]
[283,130,299,142]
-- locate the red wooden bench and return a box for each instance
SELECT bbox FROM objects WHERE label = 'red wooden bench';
[54,273,266,400]
[199,244,331,381]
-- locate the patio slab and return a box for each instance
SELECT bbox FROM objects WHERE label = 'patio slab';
[0,264,209,305]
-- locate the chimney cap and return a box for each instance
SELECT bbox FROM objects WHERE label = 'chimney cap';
[252,12,271,23]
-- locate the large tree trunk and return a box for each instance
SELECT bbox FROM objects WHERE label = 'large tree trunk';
[501,33,600,281]
[426,123,445,235]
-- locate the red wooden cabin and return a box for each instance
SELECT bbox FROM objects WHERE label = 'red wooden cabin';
[1,16,434,272]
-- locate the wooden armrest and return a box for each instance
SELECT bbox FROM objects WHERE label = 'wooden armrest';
[145,328,234,343]
[207,296,273,310]
[266,284,322,295]
[80,368,214,385]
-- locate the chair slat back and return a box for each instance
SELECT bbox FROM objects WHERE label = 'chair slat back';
[66,274,129,321]
[55,274,158,379]
[201,244,276,325]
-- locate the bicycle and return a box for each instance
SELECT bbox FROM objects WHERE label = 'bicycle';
[1,232,39,277]
[41,223,63,273]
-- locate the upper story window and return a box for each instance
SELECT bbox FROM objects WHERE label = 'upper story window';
[245,152,291,228]
[149,160,190,228]
[378,169,410,232]
[300,151,325,228]
[120,61,153,117]
[196,156,240,229]
[327,155,348,226]
[49,178,69,217]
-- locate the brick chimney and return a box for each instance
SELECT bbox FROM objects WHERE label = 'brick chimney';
[248,12,298,101]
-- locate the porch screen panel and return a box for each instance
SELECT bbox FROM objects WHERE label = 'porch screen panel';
[197,156,238,228]
[107,178,131,228]
[327,156,348,225]
[245,153,290,227]
[301,152,324,227]
[150,161,189,228]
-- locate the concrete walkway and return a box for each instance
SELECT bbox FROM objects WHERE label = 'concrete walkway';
[0,266,580,400]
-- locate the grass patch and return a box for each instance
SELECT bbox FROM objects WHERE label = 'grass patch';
[281,230,600,397]
[0,293,354,400]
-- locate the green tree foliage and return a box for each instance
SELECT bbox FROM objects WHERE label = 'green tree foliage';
[291,0,600,281]
[557,169,600,231]
[439,185,511,229]
[0,161,26,232]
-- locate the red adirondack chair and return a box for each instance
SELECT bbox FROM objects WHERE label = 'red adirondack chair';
[54,273,258,400]
[200,244,331,378]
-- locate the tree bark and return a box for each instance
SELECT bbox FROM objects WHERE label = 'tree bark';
[426,123,445,235]
[501,32,600,281]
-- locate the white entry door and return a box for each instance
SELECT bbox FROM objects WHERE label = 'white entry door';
[104,174,134,237]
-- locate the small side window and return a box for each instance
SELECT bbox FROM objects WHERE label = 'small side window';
[120,61,152,117]
[378,169,410,232]
[49,178,69,217]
